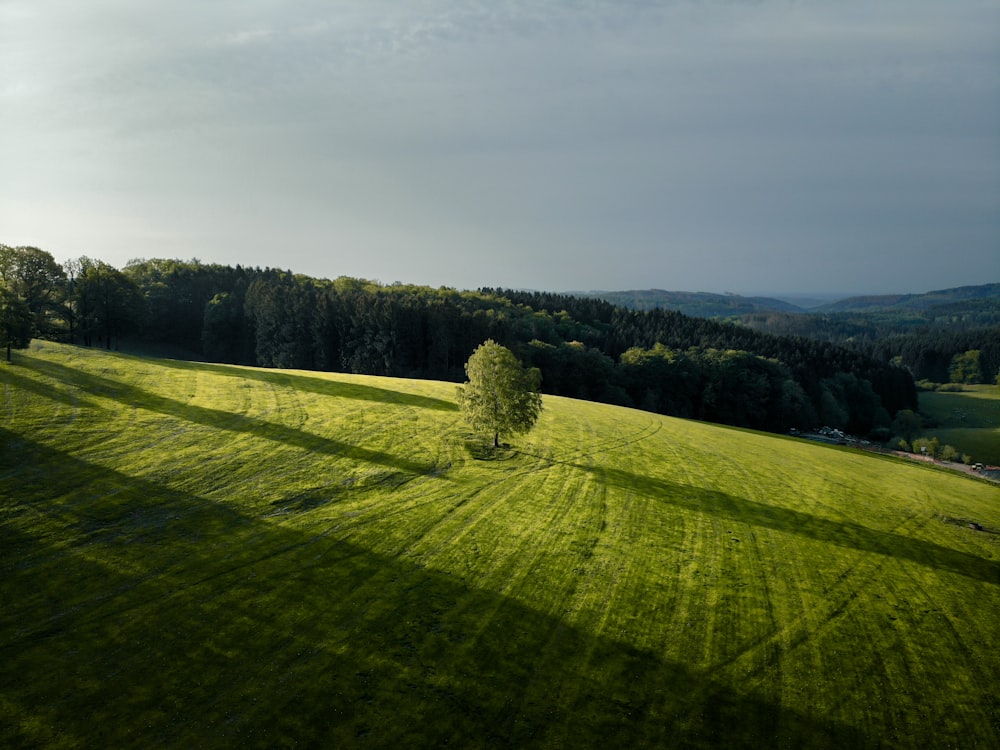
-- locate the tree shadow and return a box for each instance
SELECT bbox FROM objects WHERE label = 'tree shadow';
[27,358,443,478]
[0,431,873,748]
[0,364,99,411]
[463,437,519,462]
[578,463,1000,586]
[146,355,459,412]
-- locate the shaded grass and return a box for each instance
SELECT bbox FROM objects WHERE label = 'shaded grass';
[2,342,999,748]
[27,357,440,477]
[150,355,460,413]
[0,433,868,748]
[920,386,1000,465]
[582,463,999,585]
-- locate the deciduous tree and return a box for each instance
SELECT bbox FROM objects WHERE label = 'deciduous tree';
[0,287,33,361]
[949,349,982,384]
[70,258,144,348]
[891,409,922,444]
[458,339,542,448]
[0,245,66,337]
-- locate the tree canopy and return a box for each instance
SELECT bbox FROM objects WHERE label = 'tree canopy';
[0,287,33,361]
[0,245,66,336]
[458,340,543,448]
[0,244,950,437]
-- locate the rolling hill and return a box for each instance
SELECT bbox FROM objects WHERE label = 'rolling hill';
[816,283,1000,313]
[2,342,998,748]
[578,283,1000,321]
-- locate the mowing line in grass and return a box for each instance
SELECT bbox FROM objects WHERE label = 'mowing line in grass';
[3,343,998,748]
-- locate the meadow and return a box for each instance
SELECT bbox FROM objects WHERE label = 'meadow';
[919,385,1000,466]
[1,342,998,748]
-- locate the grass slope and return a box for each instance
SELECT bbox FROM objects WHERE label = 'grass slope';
[2,343,998,748]
[920,385,1000,466]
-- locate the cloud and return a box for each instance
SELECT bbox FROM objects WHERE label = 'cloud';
[2,1,998,293]
[218,29,276,47]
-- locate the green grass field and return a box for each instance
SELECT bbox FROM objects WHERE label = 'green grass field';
[2,342,998,748]
[920,385,1000,466]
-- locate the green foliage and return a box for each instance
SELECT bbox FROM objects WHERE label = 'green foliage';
[911,436,940,458]
[869,426,892,443]
[0,287,33,360]
[1,344,999,747]
[936,383,965,392]
[0,244,67,337]
[201,292,248,363]
[525,339,620,404]
[587,289,801,317]
[245,275,319,369]
[939,444,959,462]
[619,343,701,419]
[0,245,932,436]
[743,301,1000,392]
[949,349,982,384]
[617,344,817,431]
[458,339,542,448]
[123,258,259,354]
[68,257,144,348]
[918,386,1000,465]
[892,409,922,443]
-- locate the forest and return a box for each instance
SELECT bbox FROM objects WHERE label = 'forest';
[5,244,996,440]
[741,309,1000,388]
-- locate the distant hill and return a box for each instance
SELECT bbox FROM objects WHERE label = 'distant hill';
[578,289,805,317]
[817,283,1000,313]
[578,283,1000,321]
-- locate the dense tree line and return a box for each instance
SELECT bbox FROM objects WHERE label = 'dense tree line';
[489,289,916,426]
[1,245,937,436]
[853,329,1000,387]
[741,307,1000,386]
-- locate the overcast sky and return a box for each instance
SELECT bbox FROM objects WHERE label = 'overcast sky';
[3,1,998,295]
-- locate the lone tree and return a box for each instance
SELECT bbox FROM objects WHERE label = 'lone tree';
[458,339,543,448]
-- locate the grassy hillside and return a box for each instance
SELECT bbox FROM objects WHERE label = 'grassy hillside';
[2,343,998,748]
[579,283,1000,319]
[920,385,1000,466]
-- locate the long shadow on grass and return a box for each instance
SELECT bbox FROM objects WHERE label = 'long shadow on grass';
[27,357,440,477]
[137,354,459,412]
[584,464,1000,586]
[0,430,874,749]
[0,364,98,411]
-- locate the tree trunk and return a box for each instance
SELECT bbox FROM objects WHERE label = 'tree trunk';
[494,432,500,448]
